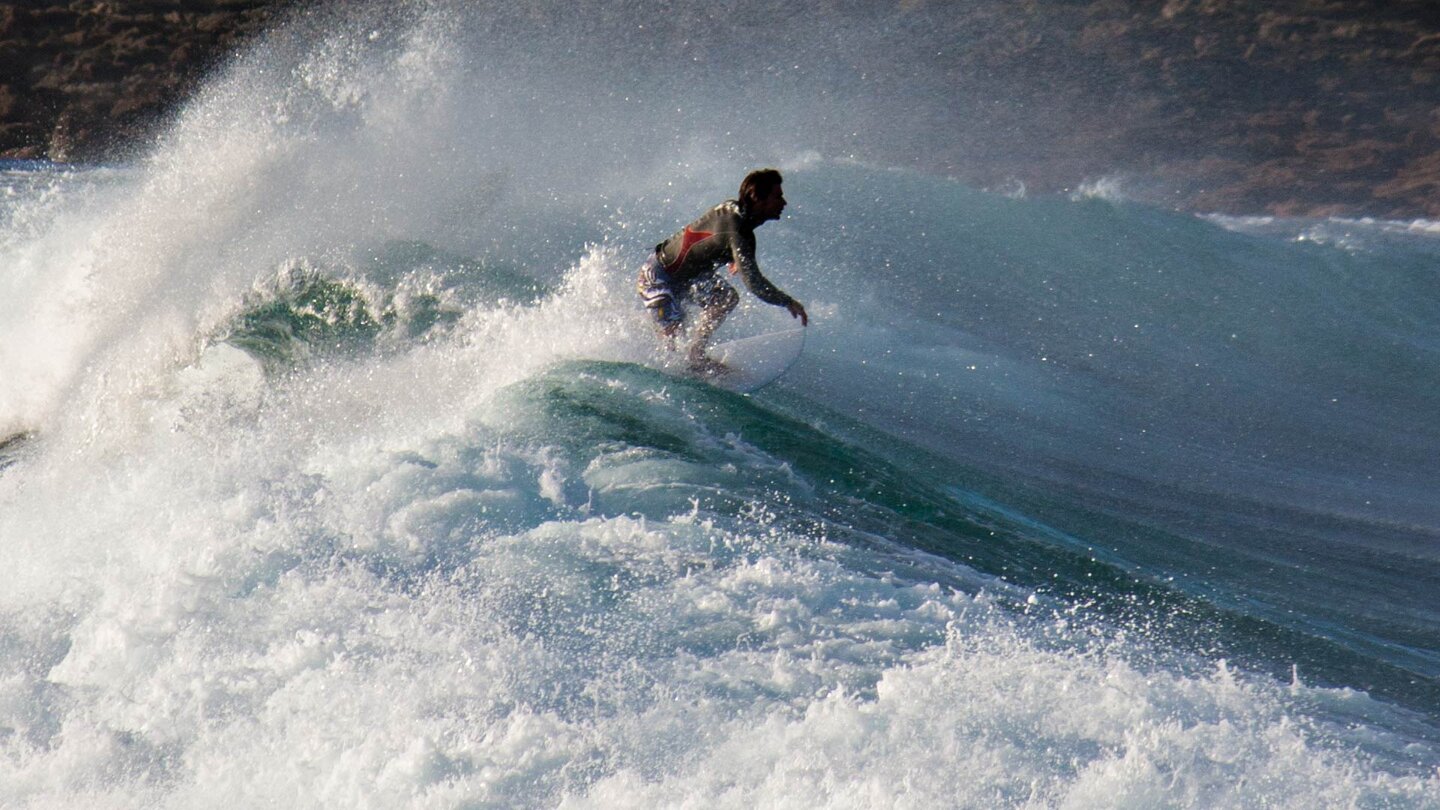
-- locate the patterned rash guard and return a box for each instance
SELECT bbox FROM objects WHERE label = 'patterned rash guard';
[653,200,794,307]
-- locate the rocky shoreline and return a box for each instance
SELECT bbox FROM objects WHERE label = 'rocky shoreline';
[2,1,1437,218]
[960,0,1440,219]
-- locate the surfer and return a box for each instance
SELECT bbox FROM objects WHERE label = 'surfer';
[636,168,808,374]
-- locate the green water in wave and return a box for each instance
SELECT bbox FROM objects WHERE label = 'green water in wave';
[491,360,1440,719]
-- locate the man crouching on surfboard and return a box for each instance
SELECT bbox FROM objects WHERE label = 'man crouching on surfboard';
[636,168,808,374]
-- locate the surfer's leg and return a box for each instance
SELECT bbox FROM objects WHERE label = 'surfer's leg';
[686,277,738,366]
[636,258,683,349]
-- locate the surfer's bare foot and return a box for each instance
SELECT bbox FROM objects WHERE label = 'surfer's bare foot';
[687,355,730,376]
[660,322,680,352]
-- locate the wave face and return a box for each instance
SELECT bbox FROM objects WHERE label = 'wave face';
[1,3,1438,806]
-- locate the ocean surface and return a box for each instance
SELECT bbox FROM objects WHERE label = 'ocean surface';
[2,3,1439,807]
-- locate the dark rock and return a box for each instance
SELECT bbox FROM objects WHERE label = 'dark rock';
[0,0,289,162]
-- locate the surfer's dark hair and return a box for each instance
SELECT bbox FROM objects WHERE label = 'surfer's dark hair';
[739,168,783,210]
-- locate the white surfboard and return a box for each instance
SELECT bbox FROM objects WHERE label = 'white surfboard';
[701,327,807,393]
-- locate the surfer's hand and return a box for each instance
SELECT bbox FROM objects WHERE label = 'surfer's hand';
[787,300,808,326]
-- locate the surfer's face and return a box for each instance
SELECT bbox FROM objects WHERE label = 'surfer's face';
[754,184,786,223]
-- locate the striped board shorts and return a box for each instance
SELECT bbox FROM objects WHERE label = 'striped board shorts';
[636,256,738,327]
[636,256,683,325]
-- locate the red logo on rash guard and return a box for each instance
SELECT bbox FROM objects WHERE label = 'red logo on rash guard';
[664,226,714,272]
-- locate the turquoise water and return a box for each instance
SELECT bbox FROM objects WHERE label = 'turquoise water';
[1,2,1438,806]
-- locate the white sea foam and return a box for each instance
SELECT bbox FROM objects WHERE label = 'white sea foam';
[1206,212,1440,255]
[1069,176,1130,203]
[5,405,1437,806]
[3,365,1435,808]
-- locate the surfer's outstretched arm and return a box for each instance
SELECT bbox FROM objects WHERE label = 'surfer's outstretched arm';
[729,232,806,326]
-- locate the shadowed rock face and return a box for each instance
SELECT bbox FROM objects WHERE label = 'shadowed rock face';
[0,1,286,162]
[1,0,1437,217]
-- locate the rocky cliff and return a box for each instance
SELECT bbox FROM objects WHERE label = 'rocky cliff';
[0,0,285,162]
[2,1,1437,217]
